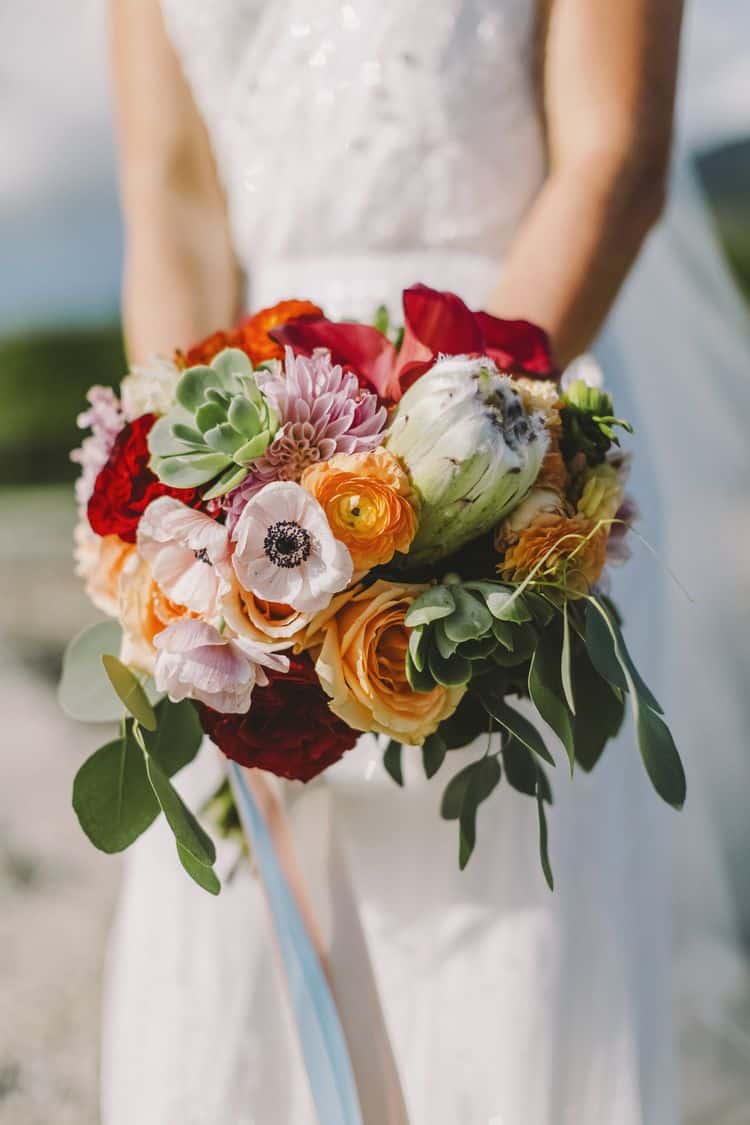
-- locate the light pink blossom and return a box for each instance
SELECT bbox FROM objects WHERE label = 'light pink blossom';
[153,619,289,714]
[138,496,230,616]
[70,386,125,507]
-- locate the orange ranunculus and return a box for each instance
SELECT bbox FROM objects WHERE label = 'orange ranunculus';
[74,520,135,617]
[498,513,608,597]
[315,580,464,745]
[301,448,418,570]
[118,553,194,673]
[176,300,323,368]
[238,300,323,363]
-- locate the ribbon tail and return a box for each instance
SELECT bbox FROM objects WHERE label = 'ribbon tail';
[228,762,363,1125]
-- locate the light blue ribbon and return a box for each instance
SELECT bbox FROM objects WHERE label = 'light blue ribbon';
[228,763,363,1125]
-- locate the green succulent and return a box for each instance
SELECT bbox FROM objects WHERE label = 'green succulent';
[148,348,279,500]
[404,578,552,693]
[560,379,633,465]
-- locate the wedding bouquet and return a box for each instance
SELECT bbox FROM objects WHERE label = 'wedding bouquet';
[61,285,684,894]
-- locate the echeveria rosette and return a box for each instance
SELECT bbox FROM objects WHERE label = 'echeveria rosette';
[148,348,279,500]
[404,579,552,694]
[560,380,633,466]
[386,356,549,566]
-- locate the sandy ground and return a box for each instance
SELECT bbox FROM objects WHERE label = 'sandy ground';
[1,486,749,1125]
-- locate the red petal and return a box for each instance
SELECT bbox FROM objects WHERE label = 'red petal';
[392,284,485,399]
[270,319,397,399]
[473,312,557,378]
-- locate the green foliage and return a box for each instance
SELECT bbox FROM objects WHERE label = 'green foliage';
[72,698,218,894]
[58,621,124,723]
[383,740,404,786]
[101,654,157,730]
[149,348,278,498]
[559,380,633,465]
[0,324,124,486]
[405,580,541,693]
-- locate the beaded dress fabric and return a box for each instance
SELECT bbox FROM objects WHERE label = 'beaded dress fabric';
[100,3,685,1123]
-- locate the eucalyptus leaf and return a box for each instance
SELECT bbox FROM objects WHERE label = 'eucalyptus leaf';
[438,695,493,750]
[536,785,554,891]
[408,625,428,673]
[502,736,553,804]
[484,589,533,624]
[635,697,686,809]
[58,620,123,723]
[427,645,472,687]
[422,732,447,778]
[443,588,493,642]
[528,627,575,772]
[584,601,628,693]
[101,654,157,731]
[144,755,217,866]
[570,641,625,771]
[72,733,159,853]
[477,689,555,767]
[561,602,576,715]
[404,586,456,628]
[141,699,203,776]
[383,740,404,787]
[177,843,221,895]
[459,756,502,869]
[406,649,436,693]
[441,754,501,821]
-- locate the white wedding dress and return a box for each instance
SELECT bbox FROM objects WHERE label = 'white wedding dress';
[101,2,750,1123]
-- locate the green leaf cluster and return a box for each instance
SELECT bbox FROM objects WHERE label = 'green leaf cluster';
[72,698,220,895]
[404,581,554,692]
[560,379,633,464]
[148,348,279,499]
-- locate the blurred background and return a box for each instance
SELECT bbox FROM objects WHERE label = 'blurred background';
[0,1,748,1122]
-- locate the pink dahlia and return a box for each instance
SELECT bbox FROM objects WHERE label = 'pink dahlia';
[70,386,125,508]
[223,346,387,530]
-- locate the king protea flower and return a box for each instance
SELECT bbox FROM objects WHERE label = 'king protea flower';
[386,356,549,565]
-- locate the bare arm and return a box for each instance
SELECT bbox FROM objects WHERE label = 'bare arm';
[488,0,683,366]
[110,0,240,362]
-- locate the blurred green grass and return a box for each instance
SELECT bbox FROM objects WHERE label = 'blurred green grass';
[0,325,124,485]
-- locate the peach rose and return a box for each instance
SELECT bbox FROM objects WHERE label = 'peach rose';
[301,448,417,570]
[74,520,134,617]
[220,582,311,647]
[498,513,608,597]
[119,552,194,673]
[315,580,464,745]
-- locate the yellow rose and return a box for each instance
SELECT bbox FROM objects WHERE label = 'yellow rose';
[119,552,194,673]
[315,580,464,744]
[74,520,135,617]
[301,448,417,570]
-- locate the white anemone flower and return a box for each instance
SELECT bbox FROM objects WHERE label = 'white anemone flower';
[138,496,231,616]
[231,481,353,613]
[153,619,289,714]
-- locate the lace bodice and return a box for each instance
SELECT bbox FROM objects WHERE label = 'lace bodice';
[161,0,546,297]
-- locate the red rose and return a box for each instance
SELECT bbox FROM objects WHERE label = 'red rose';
[87,414,201,543]
[199,654,357,783]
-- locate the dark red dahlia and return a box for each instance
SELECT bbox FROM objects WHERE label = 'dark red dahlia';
[87,414,201,543]
[199,654,357,783]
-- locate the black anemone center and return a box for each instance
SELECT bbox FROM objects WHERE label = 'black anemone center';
[194,548,211,564]
[264,520,312,569]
